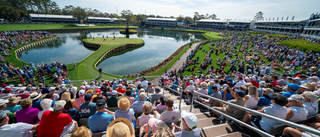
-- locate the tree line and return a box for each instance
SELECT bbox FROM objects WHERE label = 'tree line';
[0,0,219,24]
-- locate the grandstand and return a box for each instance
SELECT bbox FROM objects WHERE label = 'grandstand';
[227,20,252,30]
[196,19,227,29]
[85,17,114,24]
[145,17,178,27]
[30,14,79,23]
[252,20,307,35]
[301,18,320,39]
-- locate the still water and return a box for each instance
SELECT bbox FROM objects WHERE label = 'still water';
[19,28,204,75]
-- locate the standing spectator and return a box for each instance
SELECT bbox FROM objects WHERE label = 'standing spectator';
[79,94,97,118]
[37,100,76,137]
[184,80,195,103]
[16,98,40,124]
[98,68,102,78]
[88,99,114,133]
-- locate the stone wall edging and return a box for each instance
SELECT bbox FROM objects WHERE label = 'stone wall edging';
[15,36,59,64]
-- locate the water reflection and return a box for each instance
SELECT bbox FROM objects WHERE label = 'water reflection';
[19,28,204,75]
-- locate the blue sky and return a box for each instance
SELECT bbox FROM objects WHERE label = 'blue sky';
[54,0,319,21]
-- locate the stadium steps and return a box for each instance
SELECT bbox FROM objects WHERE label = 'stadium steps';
[161,87,260,137]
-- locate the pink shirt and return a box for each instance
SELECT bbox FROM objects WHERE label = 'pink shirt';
[73,96,85,110]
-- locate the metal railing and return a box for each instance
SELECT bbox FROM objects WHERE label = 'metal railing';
[163,83,183,111]
[191,91,320,136]
[0,91,32,99]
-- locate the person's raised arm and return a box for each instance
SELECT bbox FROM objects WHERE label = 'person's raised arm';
[285,109,293,120]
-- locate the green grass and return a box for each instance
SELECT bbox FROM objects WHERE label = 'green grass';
[0,24,138,31]
[279,39,320,52]
[202,32,227,40]
[266,34,288,37]
[67,37,144,81]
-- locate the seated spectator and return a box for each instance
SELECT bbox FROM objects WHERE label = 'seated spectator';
[29,92,43,111]
[195,82,209,100]
[4,96,22,113]
[125,91,135,103]
[131,92,152,114]
[199,86,222,107]
[0,99,16,124]
[16,98,40,124]
[302,91,318,116]
[244,86,259,108]
[285,94,308,122]
[105,118,134,137]
[116,84,126,94]
[62,100,81,122]
[184,80,195,103]
[106,90,121,108]
[88,99,114,133]
[73,90,85,110]
[282,83,299,98]
[154,96,167,112]
[16,87,30,99]
[154,97,181,125]
[92,89,106,103]
[149,87,163,104]
[242,93,288,132]
[0,110,39,137]
[137,102,154,127]
[71,126,92,137]
[115,96,135,127]
[145,82,155,95]
[212,88,246,117]
[79,94,97,118]
[173,111,200,137]
[37,100,77,137]
[257,88,274,107]
[283,116,320,137]
[38,99,53,120]
[61,92,72,101]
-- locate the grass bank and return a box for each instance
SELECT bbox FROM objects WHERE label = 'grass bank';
[0,24,138,31]
[279,39,320,52]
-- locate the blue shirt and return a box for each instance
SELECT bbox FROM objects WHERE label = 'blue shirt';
[131,101,152,113]
[281,92,297,98]
[88,112,114,133]
[257,97,271,107]
[220,92,232,100]
[4,105,22,113]
[80,102,97,118]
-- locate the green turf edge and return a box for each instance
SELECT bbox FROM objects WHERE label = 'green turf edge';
[279,39,320,52]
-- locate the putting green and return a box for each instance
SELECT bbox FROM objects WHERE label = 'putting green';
[68,37,144,81]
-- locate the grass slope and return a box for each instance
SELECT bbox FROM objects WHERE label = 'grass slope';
[68,37,144,81]
[202,32,226,40]
[279,39,320,52]
[0,24,138,31]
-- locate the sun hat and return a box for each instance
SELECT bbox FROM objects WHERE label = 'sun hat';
[262,88,274,94]
[0,99,9,106]
[111,90,118,96]
[53,100,66,111]
[78,90,85,96]
[40,99,53,110]
[234,89,246,98]
[181,111,198,129]
[148,117,162,132]
[7,96,21,106]
[61,92,71,100]
[84,94,92,101]
[287,83,300,91]
[300,83,315,91]
[29,92,42,100]
[106,118,133,137]
[117,96,131,111]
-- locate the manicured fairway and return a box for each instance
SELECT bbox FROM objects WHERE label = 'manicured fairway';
[279,39,320,52]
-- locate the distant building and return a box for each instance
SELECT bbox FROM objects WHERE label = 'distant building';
[30,14,79,23]
[252,20,307,35]
[301,16,320,39]
[145,18,177,27]
[85,17,113,24]
[196,19,227,29]
[227,20,252,30]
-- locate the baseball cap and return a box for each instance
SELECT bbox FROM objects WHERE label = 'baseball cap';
[234,89,246,98]
[78,90,85,96]
[96,99,106,106]
[84,94,92,101]
[111,90,118,96]
[53,100,66,111]
[287,83,300,91]
[181,111,198,129]
[0,99,9,106]
[0,110,8,120]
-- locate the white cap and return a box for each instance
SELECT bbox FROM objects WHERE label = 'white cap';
[111,90,118,96]
[78,90,85,96]
[83,81,88,85]
[53,100,66,111]
[19,87,26,92]
[0,99,9,106]
[40,99,53,110]
[49,87,55,91]
[311,76,319,80]
[71,87,78,93]
[181,111,198,129]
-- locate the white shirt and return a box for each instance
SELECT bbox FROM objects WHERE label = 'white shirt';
[244,95,259,108]
[260,105,287,132]
[304,101,318,116]
[38,107,53,120]
[135,81,141,87]
[185,85,195,93]
[288,106,308,122]
[141,80,148,88]
[234,80,246,88]
[0,123,34,137]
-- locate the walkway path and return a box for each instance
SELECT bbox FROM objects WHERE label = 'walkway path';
[150,42,200,84]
